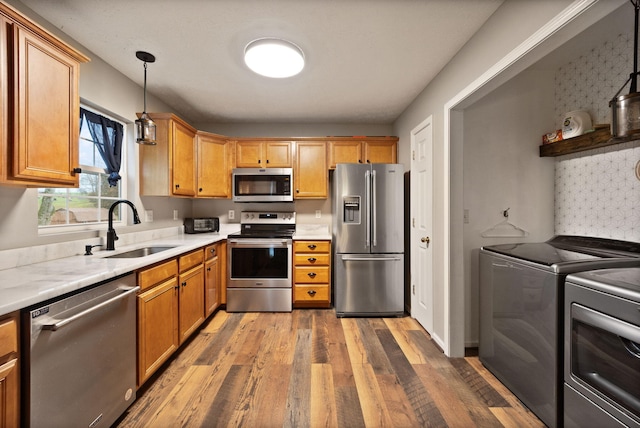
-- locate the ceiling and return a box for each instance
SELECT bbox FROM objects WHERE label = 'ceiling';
[20,0,504,124]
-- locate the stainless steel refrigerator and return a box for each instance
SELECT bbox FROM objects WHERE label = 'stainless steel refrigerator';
[333,163,404,317]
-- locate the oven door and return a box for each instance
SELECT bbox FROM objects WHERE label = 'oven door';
[565,284,640,427]
[227,238,292,288]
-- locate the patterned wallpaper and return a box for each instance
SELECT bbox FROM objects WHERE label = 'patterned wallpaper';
[554,32,640,242]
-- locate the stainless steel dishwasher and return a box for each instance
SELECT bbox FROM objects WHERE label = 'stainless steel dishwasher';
[23,272,139,428]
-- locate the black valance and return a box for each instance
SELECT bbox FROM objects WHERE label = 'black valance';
[80,108,124,186]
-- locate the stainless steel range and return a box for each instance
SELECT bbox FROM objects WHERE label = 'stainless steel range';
[480,236,640,428]
[227,211,295,312]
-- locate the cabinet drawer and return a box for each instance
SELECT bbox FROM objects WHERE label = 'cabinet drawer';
[138,259,178,292]
[294,266,329,283]
[204,244,218,261]
[294,241,330,253]
[294,285,329,302]
[179,250,204,272]
[0,316,18,358]
[294,253,330,266]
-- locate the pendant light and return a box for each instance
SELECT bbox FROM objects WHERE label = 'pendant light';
[610,0,640,140]
[135,51,157,145]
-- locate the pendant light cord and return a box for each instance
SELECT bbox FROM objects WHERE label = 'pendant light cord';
[143,61,148,114]
[631,0,639,93]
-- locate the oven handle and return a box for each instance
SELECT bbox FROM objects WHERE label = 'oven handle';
[228,239,290,245]
[572,303,640,357]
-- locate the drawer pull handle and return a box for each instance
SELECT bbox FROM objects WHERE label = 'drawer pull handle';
[308,257,317,263]
[307,290,317,296]
[307,272,316,278]
[308,244,316,250]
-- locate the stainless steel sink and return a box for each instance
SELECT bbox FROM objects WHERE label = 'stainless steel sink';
[104,246,177,258]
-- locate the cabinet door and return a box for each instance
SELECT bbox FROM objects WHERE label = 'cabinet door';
[137,278,179,386]
[10,24,80,186]
[219,241,227,305]
[363,140,397,164]
[328,141,362,168]
[264,141,292,167]
[178,265,204,343]
[0,359,19,428]
[204,252,220,317]
[197,133,233,198]
[172,121,196,196]
[235,140,263,167]
[294,141,327,199]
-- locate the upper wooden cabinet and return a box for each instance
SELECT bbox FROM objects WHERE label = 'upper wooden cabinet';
[294,141,327,199]
[328,138,398,168]
[139,113,197,197]
[235,140,292,167]
[0,3,89,187]
[196,131,234,198]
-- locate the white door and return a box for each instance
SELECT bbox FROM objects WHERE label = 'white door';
[410,117,433,333]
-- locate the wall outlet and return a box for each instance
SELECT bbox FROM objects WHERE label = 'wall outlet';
[315,210,322,219]
[173,209,179,220]
[228,210,235,220]
[145,210,153,222]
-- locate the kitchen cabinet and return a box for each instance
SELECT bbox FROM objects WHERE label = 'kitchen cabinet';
[294,141,327,199]
[0,3,89,187]
[196,131,235,198]
[204,244,221,317]
[219,241,227,305]
[0,312,19,428]
[328,138,398,168]
[137,259,179,386]
[139,113,197,196]
[293,240,331,308]
[235,140,292,167]
[178,250,205,343]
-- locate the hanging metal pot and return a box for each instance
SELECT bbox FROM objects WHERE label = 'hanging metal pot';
[610,92,640,139]
[610,0,640,140]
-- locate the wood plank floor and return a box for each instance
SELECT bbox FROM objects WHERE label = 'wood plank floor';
[115,309,544,428]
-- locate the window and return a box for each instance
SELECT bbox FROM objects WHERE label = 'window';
[38,107,126,228]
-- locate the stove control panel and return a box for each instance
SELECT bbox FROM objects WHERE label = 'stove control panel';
[241,211,296,224]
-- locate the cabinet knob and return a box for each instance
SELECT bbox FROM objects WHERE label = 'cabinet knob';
[307,290,317,296]
[199,188,203,192]
[308,257,317,263]
[210,248,216,255]
[182,281,187,287]
[175,184,180,189]
[72,167,82,174]
[296,189,300,193]
[358,160,362,163]
[266,159,269,164]
[207,267,211,272]
[308,244,316,250]
[307,272,316,278]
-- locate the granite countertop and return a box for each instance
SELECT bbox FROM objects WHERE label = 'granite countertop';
[0,226,239,317]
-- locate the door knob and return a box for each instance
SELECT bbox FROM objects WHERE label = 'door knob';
[421,237,430,244]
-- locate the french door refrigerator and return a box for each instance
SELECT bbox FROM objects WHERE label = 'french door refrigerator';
[333,163,404,317]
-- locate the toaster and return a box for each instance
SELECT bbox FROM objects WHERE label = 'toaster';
[183,217,219,234]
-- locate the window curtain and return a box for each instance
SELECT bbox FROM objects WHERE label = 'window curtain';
[80,107,124,186]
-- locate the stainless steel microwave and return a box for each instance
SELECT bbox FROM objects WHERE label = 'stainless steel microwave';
[232,168,293,202]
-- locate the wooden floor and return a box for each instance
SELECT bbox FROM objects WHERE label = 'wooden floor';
[115,309,544,428]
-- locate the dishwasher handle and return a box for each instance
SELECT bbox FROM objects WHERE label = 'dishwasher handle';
[41,286,140,331]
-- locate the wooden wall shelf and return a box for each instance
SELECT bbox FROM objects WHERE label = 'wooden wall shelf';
[539,124,619,157]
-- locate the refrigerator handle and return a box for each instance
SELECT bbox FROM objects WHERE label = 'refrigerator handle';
[365,169,371,247]
[371,169,377,247]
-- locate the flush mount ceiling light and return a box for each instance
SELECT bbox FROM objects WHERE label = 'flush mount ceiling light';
[135,51,157,145]
[244,38,305,78]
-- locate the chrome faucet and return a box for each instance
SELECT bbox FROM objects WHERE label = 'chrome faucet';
[106,200,142,250]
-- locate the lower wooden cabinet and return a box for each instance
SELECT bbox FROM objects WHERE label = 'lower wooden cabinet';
[0,312,19,428]
[293,240,331,308]
[137,260,179,386]
[204,243,223,316]
[178,264,205,343]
